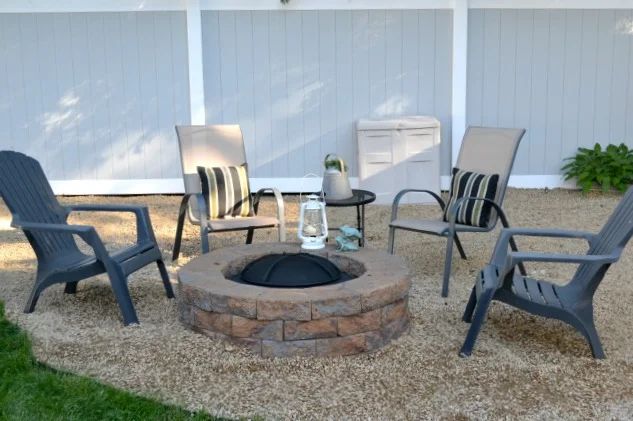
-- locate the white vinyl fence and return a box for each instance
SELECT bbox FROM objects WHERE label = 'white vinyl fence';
[1,0,632,194]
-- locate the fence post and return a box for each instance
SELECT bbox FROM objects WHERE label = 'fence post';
[451,0,468,167]
[186,0,206,124]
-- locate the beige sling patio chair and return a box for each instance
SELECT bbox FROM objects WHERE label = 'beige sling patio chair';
[172,125,285,260]
[388,126,526,297]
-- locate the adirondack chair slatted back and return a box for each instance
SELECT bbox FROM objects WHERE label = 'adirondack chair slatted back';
[455,127,525,227]
[0,151,79,258]
[573,186,633,289]
[175,125,247,223]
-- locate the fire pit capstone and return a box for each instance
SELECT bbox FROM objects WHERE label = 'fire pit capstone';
[178,243,411,358]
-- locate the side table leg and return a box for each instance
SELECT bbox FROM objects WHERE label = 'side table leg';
[357,205,365,247]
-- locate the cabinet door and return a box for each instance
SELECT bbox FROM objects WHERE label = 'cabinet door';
[358,130,393,205]
[399,128,440,204]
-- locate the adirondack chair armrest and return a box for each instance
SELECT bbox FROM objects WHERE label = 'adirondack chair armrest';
[12,219,112,260]
[65,204,155,243]
[496,228,596,249]
[391,189,445,221]
[253,188,285,223]
[448,196,509,229]
[508,251,620,266]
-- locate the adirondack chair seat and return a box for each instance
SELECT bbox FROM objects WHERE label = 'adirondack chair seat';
[459,195,633,359]
[476,267,565,310]
[0,151,174,326]
[35,240,159,285]
[207,215,279,231]
[390,218,489,235]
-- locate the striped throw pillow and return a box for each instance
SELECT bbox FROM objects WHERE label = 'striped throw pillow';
[443,168,499,227]
[197,164,254,219]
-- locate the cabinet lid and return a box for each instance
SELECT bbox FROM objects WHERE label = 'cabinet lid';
[357,116,440,131]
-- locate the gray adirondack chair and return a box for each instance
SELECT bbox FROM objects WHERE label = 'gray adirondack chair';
[0,151,174,326]
[388,127,527,297]
[172,125,285,260]
[460,186,633,358]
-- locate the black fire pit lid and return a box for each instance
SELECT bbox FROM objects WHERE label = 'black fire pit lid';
[238,253,342,288]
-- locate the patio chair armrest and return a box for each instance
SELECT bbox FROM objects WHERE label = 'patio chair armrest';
[391,189,445,222]
[253,188,285,223]
[508,251,620,266]
[447,196,509,229]
[12,219,112,261]
[190,193,210,228]
[65,204,155,242]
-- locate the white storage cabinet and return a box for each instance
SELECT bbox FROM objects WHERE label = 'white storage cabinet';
[357,116,441,205]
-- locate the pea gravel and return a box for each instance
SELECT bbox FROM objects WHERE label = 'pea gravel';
[1,189,633,420]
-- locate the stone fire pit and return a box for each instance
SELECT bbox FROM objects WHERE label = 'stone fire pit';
[178,243,411,357]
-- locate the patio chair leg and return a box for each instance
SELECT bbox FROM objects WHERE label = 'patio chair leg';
[64,281,79,294]
[172,195,189,261]
[278,222,286,243]
[156,259,174,299]
[387,227,396,254]
[462,287,477,323]
[200,225,210,254]
[459,290,494,357]
[246,228,254,244]
[454,234,467,260]
[106,263,139,326]
[442,235,455,297]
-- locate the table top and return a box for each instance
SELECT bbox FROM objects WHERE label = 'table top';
[324,189,376,207]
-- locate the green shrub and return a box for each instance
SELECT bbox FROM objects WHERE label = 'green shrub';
[562,143,633,193]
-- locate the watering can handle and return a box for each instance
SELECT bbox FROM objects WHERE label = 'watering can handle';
[300,173,325,203]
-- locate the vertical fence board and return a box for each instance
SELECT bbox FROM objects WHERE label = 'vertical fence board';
[560,10,583,165]
[303,11,321,175]
[319,11,337,165]
[401,11,419,116]
[336,11,355,175]
[252,11,273,178]
[481,9,500,127]
[286,11,305,177]
[269,11,289,177]
[202,11,222,124]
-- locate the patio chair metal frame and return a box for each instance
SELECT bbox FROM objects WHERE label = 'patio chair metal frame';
[171,125,285,261]
[0,151,174,326]
[388,126,527,297]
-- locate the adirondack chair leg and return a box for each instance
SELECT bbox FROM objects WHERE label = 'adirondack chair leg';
[462,287,477,323]
[156,259,175,299]
[459,290,494,357]
[172,195,189,261]
[246,228,254,244]
[442,234,455,297]
[386,227,395,254]
[454,234,468,260]
[24,280,46,313]
[577,311,606,359]
[64,281,79,294]
[105,263,139,325]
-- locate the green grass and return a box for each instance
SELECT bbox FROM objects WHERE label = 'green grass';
[0,301,223,421]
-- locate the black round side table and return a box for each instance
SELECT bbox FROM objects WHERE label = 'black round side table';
[324,189,376,247]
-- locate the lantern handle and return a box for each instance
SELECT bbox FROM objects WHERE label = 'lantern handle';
[300,173,325,204]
